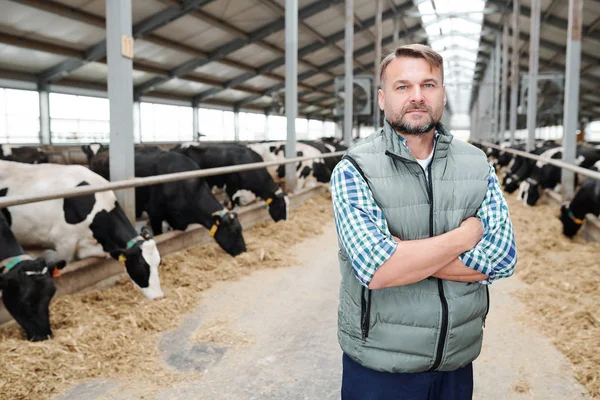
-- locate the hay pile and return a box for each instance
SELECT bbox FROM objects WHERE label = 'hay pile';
[0,194,333,400]
[506,192,600,398]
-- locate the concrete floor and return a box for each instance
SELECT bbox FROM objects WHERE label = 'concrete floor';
[56,222,589,400]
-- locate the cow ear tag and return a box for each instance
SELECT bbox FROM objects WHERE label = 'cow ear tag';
[265,198,273,205]
[209,225,218,237]
[52,268,61,278]
[118,254,127,268]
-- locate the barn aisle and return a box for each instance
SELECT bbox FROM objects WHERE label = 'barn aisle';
[56,221,590,400]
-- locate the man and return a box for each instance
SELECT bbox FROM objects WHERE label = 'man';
[330,44,517,399]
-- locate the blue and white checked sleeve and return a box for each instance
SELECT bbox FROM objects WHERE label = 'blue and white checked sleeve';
[459,164,517,284]
[331,160,517,287]
[330,159,398,287]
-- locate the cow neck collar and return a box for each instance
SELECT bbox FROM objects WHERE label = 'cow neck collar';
[0,254,34,272]
[126,235,145,249]
[265,188,284,206]
[209,209,228,237]
[567,209,585,225]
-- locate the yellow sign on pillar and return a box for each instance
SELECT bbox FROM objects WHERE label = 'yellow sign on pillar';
[121,34,134,59]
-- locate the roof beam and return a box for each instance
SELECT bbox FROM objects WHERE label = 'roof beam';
[133,0,341,97]
[36,0,216,84]
[201,0,420,106]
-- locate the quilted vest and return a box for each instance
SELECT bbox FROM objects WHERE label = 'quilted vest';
[338,120,490,373]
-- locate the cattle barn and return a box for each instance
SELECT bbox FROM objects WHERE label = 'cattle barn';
[0,1,600,399]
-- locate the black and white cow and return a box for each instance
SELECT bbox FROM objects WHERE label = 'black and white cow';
[519,147,600,206]
[503,143,559,193]
[0,194,66,341]
[559,177,600,238]
[85,147,247,257]
[0,160,164,300]
[253,142,332,188]
[172,143,289,222]
[0,145,49,164]
[301,139,346,175]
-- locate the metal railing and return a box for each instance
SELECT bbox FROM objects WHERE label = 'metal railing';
[0,151,345,208]
[473,140,600,182]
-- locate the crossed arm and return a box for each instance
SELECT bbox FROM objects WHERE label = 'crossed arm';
[330,160,516,290]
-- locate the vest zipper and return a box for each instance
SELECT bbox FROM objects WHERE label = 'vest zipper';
[483,285,490,327]
[385,147,448,371]
[360,286,373,341]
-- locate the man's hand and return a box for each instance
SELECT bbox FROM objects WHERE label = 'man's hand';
[459,217,484,250]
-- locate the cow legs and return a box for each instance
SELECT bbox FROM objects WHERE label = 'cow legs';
[149,215,164,235]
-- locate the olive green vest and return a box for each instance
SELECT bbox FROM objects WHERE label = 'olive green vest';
[338,120,490,373]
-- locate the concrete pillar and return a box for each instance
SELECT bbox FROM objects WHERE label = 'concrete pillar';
[285,0,298,192]
[38,86,51,145]
[106,0,135,223]
[264,111,270,141]
[526,0,542,152]
[133,101,141,143]
[509,0,520,145]
[561,0,583,200]
[193,105,199,140]
[233,106,240,141]
[373,0,382,130]
[494,32,501,142]
[344,0,354,147]
[500,16,509,142]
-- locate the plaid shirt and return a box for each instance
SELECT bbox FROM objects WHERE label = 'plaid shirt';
[330,141,517,288]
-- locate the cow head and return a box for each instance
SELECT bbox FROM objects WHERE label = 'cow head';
[81,143,107,164]
[519,178,542,206]
[558,204,585,238]
[209,210,246,256]
[0,257,66,341]
[503,174,522,194]
[311,161,332,183]
[109,226,164,300]
[266,188,289,222]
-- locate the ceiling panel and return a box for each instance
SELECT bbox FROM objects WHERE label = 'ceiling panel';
[228,43,281,68]
[0,44,68,73]
[214,88,255,102]
[134,39,196,69]
[194,62,248,80]
[155,77,211,96]
[0,1,105,48]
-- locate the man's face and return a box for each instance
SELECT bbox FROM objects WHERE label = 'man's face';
[378,57,446,135]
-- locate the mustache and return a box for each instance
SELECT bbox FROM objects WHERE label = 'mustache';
[403,104,431,113]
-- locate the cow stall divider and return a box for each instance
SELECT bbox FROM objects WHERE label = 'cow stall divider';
[472,140,600,242]
[0,151,344,327]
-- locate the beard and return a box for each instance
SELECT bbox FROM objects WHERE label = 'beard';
[387,104,441,136]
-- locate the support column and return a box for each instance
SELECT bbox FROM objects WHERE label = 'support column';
[526,0,541,152]
[233,106,240,141]
[500,16,509,142]
[562,0,583,201]
[38,85,51,145]
[133,101,141,143]
[373,0,382,130]
[344,0,354,147]
[106,0,135,223]
[509,0,520,145]
[285,0,298,192]
[264,111,270,141]
[192,105,199,140]
[494,32,501,142]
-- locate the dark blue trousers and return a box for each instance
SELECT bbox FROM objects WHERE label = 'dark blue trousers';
[342,353,473,400]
